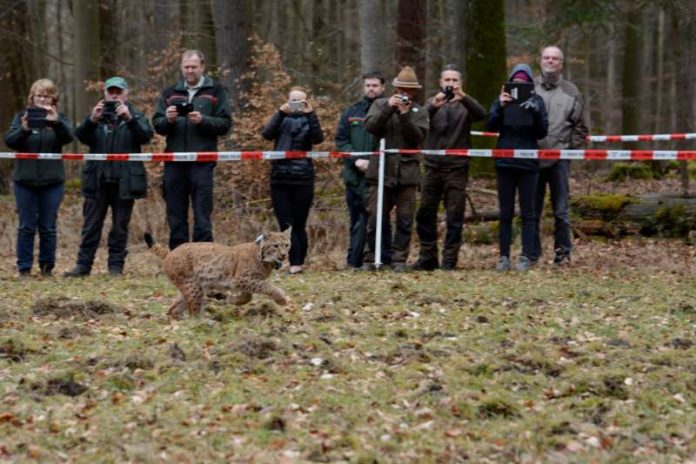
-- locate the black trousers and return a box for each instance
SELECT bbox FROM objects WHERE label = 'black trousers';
[496,167,538,260]
[364,184,417,265]
[345,185,368,268]
[76,182,134,272]
[271,183,314,266]
[415,165,468,266]
[163,162,215,250]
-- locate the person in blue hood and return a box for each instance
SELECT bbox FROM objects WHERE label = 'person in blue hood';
[486,63,548,272]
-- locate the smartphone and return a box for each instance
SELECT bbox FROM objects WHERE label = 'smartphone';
[26,107,47,130]
[503,82,534,104]
[288,100,304,113]
[175,102,193,116]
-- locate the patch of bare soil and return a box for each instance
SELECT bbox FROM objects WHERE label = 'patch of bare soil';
[31,376,88,397]
[233,336,280,359]
[32,297,120,319]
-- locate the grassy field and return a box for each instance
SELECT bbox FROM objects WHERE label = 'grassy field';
[1,244,696,463]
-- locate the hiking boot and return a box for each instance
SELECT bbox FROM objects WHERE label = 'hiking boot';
[108,267,123,276]
[553,252,571,266]
[63,266,90,278]
[517,256,535,272]
[495,256,511,272]
[18,269,31,278]
[410,259,438,271]
[359,263,375,272]
[391,263,407,273]
[440,262,457,271]
[39,263,54,276]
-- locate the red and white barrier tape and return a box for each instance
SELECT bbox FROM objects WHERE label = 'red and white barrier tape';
[587,133,696,142]
[0,151,376,162]
[3,149,696,161]
[387,148,696,160]
[470,130,696,142]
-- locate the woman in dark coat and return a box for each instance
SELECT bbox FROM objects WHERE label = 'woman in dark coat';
[261,86,324,274]
[5,79,74,276]
[486,64,548,272]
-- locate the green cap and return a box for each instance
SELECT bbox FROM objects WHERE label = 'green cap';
[104,76,128,90]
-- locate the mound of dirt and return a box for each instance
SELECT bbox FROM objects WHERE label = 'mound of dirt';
[233,336,279,359]
[32,297,120,319]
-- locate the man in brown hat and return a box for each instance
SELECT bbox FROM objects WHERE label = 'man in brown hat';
[361,66,429,272]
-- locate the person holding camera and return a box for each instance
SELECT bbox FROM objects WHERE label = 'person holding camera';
[152,49,232,250]
[362,66,429,272]
[412,65,486,271]
[487,63,548,272]
[261,86,324,274]
[5,79,73,277]
[533,46,588,266]
[63,77,154,277]
[335,72,385,270]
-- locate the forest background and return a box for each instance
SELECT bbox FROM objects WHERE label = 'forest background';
[0,0,694,247]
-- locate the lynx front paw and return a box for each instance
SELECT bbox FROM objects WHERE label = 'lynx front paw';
[273,291,289,306]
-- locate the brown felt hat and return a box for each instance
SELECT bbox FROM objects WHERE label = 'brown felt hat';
[392,66,422,89]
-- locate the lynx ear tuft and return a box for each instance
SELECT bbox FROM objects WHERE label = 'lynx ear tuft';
[255,233,265,245]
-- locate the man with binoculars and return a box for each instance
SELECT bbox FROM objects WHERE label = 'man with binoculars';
[64,76,154,277]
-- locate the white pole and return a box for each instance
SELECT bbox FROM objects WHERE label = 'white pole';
[375,138,386,269]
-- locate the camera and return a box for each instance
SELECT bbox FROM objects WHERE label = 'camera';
[102,101,119,121]
[288,100,304,113]
[26,107,47,130]
[175,102,193,116]
[444,86,455,101]
[400,95,410,105]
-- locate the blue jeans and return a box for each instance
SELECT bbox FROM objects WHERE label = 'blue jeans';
[345,185,368,268]
[14,182,64,272]
[496,168,538,260]
[534,160,572,258]
[163,162,215,250]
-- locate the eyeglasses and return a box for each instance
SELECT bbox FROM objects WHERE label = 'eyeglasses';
[34,94,53,100]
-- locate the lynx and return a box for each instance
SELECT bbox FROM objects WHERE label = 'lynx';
[144,230,291,319]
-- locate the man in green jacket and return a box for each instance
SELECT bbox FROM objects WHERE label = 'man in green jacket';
[362,66,429,272]
[65,77,154,276]
[335,72,385,269]
[152,50,232,250]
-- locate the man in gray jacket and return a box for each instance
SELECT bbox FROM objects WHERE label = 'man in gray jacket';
[533,46,588,265]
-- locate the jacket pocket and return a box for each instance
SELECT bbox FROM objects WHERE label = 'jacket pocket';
[81,162,98,193]
[128,164,147,196]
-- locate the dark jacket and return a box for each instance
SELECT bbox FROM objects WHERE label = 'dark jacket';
[364,97,429,187]
[5,111,73,187]
[335,96,379,193]
[424,93,487,169]
[75,103,154,200]
[152,76,232,152]
[261,110,324,185]
[535,73,588,168]
[486,64,548,171]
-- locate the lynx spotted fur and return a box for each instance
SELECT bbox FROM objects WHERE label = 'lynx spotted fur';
[145,230,291,319]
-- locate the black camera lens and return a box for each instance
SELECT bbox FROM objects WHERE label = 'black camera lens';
[400,95,410,104]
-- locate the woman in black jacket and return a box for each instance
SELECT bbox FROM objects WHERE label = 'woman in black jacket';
[487,64,548,272]
[261,86,324,274]
[5,79,74,276]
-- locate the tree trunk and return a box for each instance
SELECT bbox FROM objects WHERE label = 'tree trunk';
[671,7,695,197]
[310,0,326,91]
[396,0,426,102]
[212,0,250,107]
[26,0,47,77]
[73,0,101,117]
[153,0,180,53]
[360,0,383,74]
[621,7,642,144]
